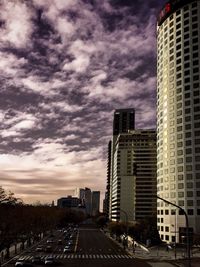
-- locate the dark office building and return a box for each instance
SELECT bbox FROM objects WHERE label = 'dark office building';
[113,109,135,135]
[105,140,112,218]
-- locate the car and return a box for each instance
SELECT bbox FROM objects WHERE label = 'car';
[45,245,52,252]
[35,246,44,252]
[46,239,54,244]
[31,256,43,264]
[67,239,73,245]
[44,256,56,265]
[63,246,72,253]
[57,239,62,245]
[15,259,32,267]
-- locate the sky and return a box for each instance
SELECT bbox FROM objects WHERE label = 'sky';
[0,0,166,206]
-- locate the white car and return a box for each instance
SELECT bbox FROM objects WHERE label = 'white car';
[44,256,56,265]
[63,246,72,253]
[15,259,32,267]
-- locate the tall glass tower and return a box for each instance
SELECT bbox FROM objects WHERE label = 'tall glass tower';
[157,0,200,243]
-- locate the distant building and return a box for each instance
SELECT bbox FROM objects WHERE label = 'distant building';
[74,188,85,205]
[91,191,100,216]
[84,187,92,215]
[57,196,80,208]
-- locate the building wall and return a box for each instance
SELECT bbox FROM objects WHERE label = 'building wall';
[109,109,135,221]
[57,196,80,208]
[91,191,100,216]
[110,130,157,223]
[157,0,200,243]
[84,187,92,215]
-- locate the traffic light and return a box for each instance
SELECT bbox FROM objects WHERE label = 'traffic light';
[133,163,137,175]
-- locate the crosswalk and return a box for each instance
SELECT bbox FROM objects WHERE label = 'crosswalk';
[16,254,135,260]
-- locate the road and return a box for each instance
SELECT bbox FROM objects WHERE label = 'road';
[3,224,151,267]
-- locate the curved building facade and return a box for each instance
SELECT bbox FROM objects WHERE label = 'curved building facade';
[157,0,200,243]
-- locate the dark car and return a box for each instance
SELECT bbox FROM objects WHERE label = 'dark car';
[31,256,43,264]
[45,245,52,252]
[46,239,54,244]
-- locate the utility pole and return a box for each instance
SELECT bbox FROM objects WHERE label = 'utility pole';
[156,195,191,267]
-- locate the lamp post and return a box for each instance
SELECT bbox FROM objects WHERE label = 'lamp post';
[156,195,191,267]
[120,209,128,235]
[120,209,128,248]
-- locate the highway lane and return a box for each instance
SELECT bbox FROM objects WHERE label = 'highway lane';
[3,224,151,267]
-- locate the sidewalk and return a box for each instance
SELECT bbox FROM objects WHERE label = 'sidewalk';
[104,231,200,267]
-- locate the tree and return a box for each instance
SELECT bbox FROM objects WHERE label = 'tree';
[0,186,23,205]
[95,215,107,228]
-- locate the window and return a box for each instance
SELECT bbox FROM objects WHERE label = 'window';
[178,150,183,155]
[177,166,183,172]
[178,158,183,164]
[187,200,193,206]
[178,183,184,189]
[187,191,193,197]
[196,164,200,170]
[185,93,190,99]
[178,200,184,206]
[178,174,183,180]
[185,132,191,138]
[187,182,193,188]
[177,142,183,147]
[192,16,198,22]
[186,156,192,162]
[186,148,192,154]
[185,70,190,76]
[187,174,193,180]
[188,209,194,215]
[185,124,191,129]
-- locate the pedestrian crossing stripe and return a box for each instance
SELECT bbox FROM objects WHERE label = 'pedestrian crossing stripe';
[16,254,135,260]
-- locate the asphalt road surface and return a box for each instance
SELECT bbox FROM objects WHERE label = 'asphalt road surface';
[4,223,151,267]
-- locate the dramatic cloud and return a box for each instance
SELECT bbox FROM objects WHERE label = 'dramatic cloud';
[0,0,166,206]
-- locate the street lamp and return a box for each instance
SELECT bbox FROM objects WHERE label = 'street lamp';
[156,195,191,267]
[120,209,128,248]
[120,209,128,235]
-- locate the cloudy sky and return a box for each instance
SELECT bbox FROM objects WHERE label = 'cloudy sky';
[0,0,166,206]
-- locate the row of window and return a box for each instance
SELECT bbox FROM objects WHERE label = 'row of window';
[158,209,200,219]
[158,174,200,184]
[158,18,198,47]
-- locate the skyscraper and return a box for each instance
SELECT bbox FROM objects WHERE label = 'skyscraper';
[105,140,112,219]
[113,109,135,135]
[157,0,200,243]
[109,109,135,221]
[84,187,92,215]
[109,130,157,222]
